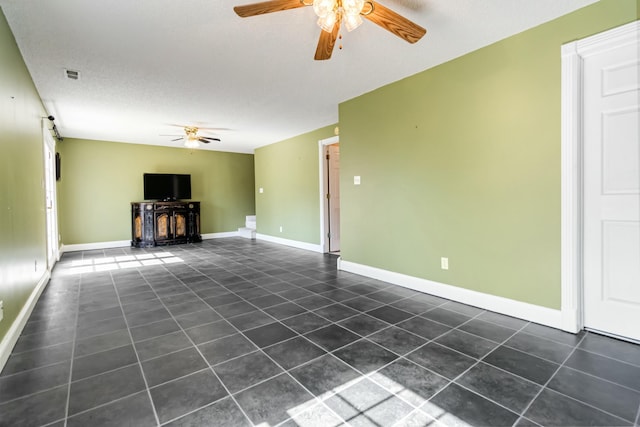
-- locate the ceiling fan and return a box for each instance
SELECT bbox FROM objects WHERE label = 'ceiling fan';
[233,0,426,60]
[164,126,221,148]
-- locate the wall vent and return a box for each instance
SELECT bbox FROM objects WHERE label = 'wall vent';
[65,69,80,80]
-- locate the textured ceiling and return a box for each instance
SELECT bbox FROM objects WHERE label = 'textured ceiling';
[1,0,597,153]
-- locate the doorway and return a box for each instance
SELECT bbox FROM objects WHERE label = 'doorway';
[43,123,59,270]
[561,21,639,342]
[319,135,340,253]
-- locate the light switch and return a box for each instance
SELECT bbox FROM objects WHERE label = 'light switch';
[354,176,361,185]
[259,188,264,193]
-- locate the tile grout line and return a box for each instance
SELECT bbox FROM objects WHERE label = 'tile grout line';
[60,388,158,421]
[410,313,532,423]
[339,309,507,425]
[115,248,538,426]
[394,312,640,419]
[177,250,361,425]
[363,306,515,425]
[62,275,82,427]
[180,258,354,426]
[559,363,640,394]
[518,329,640,369]
[0,350,73,381]
[513,331,631,426]
[136,263,261,427]
[106,269,162,426]
[19,240,640,427]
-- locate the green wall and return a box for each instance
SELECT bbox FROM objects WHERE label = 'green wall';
[254,125,336,244]
[57,139,255,245]
[0,8,48,341]
[339,0,637,309]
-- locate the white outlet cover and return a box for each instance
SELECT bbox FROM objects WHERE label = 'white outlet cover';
[441,257,449,270]
[354,176,361,185]
[259,188,264,193]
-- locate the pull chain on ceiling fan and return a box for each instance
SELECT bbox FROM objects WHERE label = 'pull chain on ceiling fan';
[233,0,426,60]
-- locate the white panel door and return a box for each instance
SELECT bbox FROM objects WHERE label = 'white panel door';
[583,36,640,341]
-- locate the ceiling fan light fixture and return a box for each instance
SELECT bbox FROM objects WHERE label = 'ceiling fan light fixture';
[312,0,336,17]
[342,0,364,16]
[344,13,362,31]
[184,138,199,149]
[317,11,337,32]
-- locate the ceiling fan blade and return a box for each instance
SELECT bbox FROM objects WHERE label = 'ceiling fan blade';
[167,124,231,131]
[363,1,426,44]
[171,137,184,142]
[199,137,221,143]
[234,0,306,17]
[314,19,340,61]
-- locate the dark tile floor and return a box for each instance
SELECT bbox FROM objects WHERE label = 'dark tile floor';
[1,238,639,426]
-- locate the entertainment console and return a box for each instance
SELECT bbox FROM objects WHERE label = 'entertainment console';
[131,201,201,248]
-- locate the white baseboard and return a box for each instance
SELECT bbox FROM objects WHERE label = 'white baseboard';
[0,271,51,372]
[60,232,242,253]
[237,228,256,239]
[256,234,323,253]
[201,231,239,240]
[338,259,564,331]
[61,240,130,253]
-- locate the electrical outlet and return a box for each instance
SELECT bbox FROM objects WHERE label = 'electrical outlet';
[259,187,264,193]
[441,257,449,270]
[279,226,283,232]
[354,176,361,185]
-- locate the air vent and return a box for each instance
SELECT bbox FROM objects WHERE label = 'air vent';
[65,69,80,80]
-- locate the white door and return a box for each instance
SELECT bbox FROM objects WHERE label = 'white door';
[583,32,640,341]
[43,129,59,270]
[327,144,340,252]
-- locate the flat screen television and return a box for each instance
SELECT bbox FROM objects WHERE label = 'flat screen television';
[143,173,191,201]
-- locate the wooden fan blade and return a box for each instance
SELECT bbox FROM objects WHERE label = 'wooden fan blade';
[171,137,184,142]
[234,0,306,17]
[363,1,426,44]
[314,19,340,61]
[199,137,221,143]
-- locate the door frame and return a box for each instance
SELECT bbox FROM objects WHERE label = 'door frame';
[42,121,60,270]
[560,21,639,334]
[318,135,339,253]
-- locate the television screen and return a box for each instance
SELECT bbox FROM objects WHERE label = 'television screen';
[174,174,191,200]
[144,173,191,201]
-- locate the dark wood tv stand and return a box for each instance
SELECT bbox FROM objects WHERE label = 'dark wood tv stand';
[131,201,201,248]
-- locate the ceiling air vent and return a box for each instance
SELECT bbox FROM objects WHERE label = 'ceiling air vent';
[65,69,80,80]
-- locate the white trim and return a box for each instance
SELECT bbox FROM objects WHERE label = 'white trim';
[201,231,240,240]
[42,121,59,270]
[574,20,640,58]
[0,271,50,372]
[560,41,583,333]
[60,232,240,253]
[61,240,130,253]
[560,21,640,334]
[318,135,339,253]
[256,233,323,253]
[338,259,563,329]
